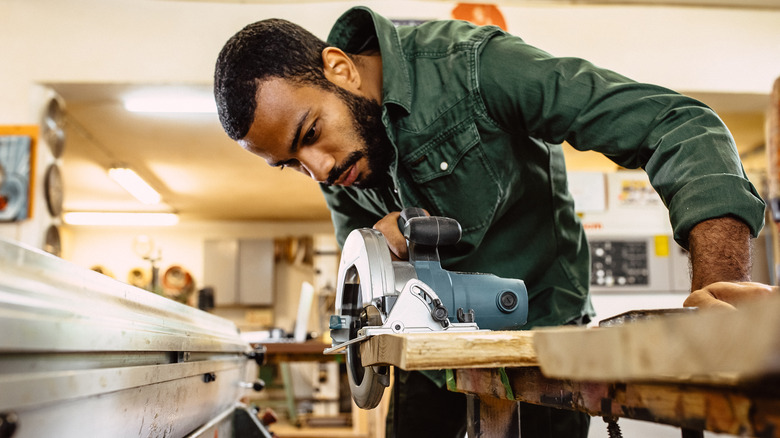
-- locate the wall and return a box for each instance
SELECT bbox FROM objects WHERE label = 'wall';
[62,220,336,330]
[62,220,331,283]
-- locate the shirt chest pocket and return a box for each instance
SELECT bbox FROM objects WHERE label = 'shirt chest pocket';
[402,122,502,232]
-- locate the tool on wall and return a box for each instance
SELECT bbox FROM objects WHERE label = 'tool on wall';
[324,207,528,409]
[132,234,162,293]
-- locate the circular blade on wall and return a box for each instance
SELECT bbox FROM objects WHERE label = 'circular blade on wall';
[44,164,63,217]
[41,96,66,158]
[43,224,61,257]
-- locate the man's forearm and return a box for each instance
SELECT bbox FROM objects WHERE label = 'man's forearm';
[687,216,752,291]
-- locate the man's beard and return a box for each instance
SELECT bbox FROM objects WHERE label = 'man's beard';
[326,87,394,189]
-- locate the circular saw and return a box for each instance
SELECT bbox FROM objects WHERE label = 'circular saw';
[324,208,528,409]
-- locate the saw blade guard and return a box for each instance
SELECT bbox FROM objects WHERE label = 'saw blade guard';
[331,228,397,409]
[331,228,396,346]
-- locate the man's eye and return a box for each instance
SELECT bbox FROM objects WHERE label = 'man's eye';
[279,160,299,171]
[302,122,317,144]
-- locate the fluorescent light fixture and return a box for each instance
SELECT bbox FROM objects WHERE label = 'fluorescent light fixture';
[108,167,161,204]
[124,93,217,113]
[64,212,179,226]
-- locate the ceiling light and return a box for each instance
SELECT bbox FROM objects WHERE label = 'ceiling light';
[63,212,179,226]
[108,167,161,204]
[124,93,217,113]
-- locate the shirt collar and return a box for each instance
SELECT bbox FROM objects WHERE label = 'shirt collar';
[327,6,412,114]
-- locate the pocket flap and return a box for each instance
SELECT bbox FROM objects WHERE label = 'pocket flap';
[403,122,481,184]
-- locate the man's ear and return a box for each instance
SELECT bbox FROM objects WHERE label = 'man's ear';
[322,47,361,91]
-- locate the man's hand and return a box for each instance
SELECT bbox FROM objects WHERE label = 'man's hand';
[373,211,407,260]
[684,281,777,310]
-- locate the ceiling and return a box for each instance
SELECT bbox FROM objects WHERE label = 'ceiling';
[173,0,780,9]
[53,83,332,222]
[537,0,780,7]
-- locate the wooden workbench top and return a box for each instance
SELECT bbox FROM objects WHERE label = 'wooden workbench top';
[533,295,780,384]
[359,330,537,370]
[357,295,780,437]
[360,294,780,385]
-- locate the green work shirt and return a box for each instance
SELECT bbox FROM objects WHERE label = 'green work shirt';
[321,6,766,329]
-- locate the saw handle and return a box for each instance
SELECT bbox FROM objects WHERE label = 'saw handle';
[398,207,462,247]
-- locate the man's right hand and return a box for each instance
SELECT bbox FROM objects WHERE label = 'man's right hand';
[373,211,408,261]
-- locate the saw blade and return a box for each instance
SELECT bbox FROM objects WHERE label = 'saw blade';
[346,340,390,409]
[335,229,396,409]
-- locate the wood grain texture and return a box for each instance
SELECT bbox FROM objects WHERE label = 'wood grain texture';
[357,296,780,380]
[467,394,520,438]
[455,367,780,437]
[359,330,536,370]
[533,295,780,382]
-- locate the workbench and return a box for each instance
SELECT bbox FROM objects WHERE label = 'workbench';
[359,296,780,437]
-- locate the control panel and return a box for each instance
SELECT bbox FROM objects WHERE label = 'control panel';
[588,237,689,293]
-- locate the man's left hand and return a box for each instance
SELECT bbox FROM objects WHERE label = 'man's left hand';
[684,281,777,310]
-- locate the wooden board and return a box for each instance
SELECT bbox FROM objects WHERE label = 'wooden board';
[260,340,333,364]
[359,330,536,370]
[358,295,780,381]
[533,295,780,382]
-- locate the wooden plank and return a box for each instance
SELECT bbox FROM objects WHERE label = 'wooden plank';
[533,295,780,382]
[454,367,780,437]
[359,331,536,370]
[466,394,520,438]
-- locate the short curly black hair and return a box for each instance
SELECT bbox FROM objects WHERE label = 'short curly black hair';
[214,19,332,140]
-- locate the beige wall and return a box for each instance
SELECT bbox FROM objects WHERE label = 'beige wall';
[62,220,336,331]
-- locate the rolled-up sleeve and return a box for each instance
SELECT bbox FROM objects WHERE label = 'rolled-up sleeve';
[477,32,765,247]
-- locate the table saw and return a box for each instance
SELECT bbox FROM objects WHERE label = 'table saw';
[0,238,270,438]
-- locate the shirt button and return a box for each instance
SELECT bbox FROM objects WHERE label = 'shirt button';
[440,161,449,171]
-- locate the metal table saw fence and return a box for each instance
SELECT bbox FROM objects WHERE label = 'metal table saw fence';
[0,238,269,438]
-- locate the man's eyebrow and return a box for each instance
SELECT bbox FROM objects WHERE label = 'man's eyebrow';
[289,109,310,155]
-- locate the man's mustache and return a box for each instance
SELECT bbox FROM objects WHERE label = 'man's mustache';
[326,151,364,185]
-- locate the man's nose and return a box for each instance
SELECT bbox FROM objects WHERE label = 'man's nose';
[298,149,332,183]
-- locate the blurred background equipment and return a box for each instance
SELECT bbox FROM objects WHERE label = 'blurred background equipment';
[162,264,195,304]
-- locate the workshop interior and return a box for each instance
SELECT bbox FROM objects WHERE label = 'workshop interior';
[1,0,779,437]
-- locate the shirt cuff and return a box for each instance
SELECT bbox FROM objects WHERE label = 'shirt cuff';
[668,173,766,249]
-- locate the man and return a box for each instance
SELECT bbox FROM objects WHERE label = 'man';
[214,6,767,437]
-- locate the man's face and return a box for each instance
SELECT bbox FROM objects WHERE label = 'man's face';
[239,77,393,189]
